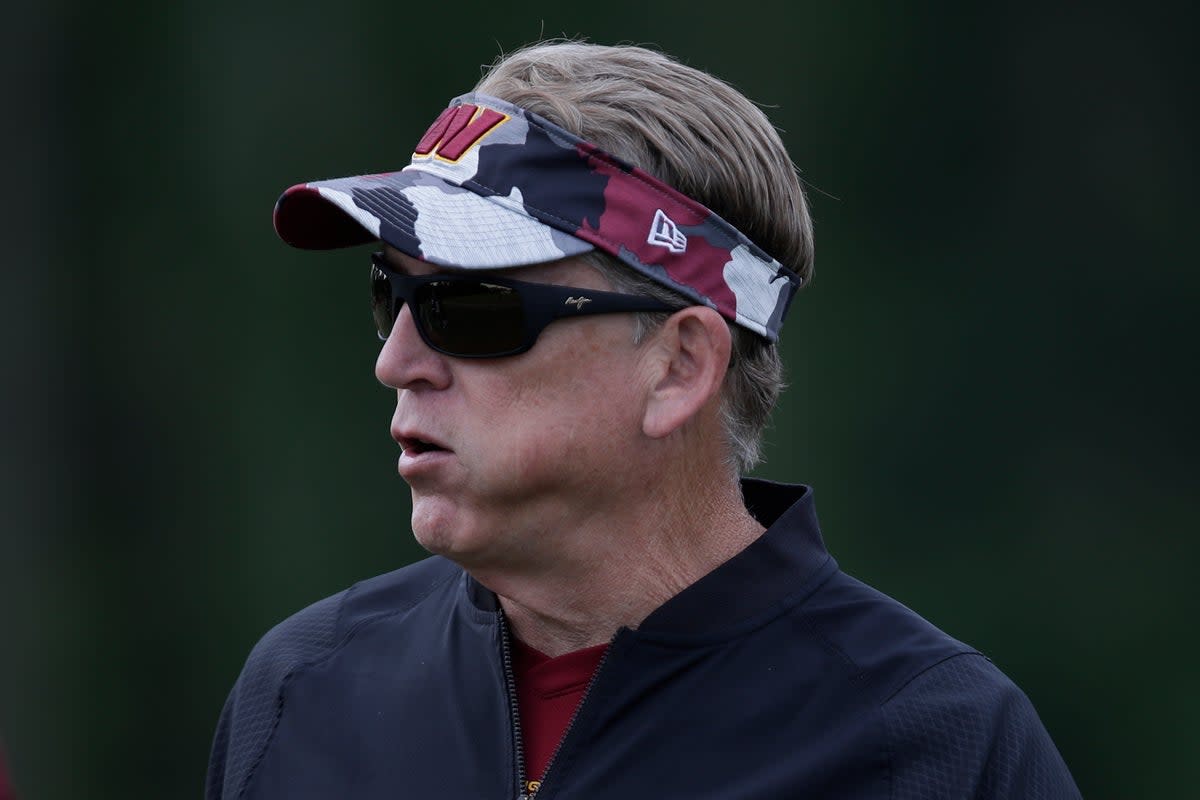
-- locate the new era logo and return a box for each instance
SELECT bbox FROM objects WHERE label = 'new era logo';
[647,209,687,254]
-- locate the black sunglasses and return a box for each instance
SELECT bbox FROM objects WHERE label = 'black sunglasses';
[370,252,679,358]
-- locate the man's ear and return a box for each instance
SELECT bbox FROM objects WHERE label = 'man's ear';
[642,307,732,439]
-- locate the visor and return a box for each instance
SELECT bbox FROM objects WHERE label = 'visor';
[274,93,802,340]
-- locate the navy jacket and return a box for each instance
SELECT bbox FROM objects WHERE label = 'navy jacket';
[207,480,1080,798]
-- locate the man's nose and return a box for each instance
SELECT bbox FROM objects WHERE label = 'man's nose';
[374,303,452,391]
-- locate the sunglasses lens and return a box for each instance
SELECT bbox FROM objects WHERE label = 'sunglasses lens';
[370,265,395,340]
[416,280,525,356]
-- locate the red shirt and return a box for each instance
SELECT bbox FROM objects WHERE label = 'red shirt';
[511,639,608,794]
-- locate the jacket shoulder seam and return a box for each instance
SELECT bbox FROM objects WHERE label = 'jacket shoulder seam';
[236,567,461,798]
[880,649,986,706]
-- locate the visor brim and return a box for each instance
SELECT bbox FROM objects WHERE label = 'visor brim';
[273,168,594,269]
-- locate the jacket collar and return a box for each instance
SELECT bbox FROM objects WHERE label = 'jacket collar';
[464,480,834,641]
[633,479,834,641]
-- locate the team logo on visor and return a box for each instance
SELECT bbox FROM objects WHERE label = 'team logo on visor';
[413,103,510,163]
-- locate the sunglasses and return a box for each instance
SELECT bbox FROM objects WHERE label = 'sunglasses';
[370,252,680,358]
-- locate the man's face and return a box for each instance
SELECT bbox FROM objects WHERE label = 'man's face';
[374,247,657,573]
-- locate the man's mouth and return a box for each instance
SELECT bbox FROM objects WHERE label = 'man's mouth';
[399,436,449,456]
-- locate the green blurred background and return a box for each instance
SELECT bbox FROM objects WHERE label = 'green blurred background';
[2,1,1196,797]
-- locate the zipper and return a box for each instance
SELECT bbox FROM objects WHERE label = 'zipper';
[499,615,531,800]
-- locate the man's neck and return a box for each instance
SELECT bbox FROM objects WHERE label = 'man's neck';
[486,475,766,657]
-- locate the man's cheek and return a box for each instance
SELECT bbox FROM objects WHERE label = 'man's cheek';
[484,436,572,496]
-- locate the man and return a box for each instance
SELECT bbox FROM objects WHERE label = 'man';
[208,41,1080,799]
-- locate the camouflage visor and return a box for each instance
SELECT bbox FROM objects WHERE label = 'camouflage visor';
[273,93,802,340]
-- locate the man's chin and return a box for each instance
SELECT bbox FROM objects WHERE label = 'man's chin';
[410,497,483,559]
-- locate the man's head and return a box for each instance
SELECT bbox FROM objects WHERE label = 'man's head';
[473,42,814,473]
[274,40,812,480]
